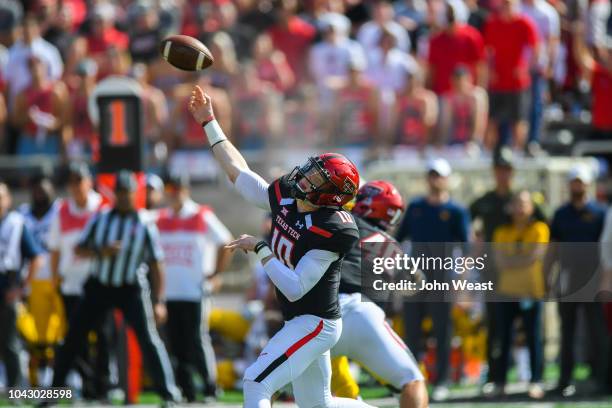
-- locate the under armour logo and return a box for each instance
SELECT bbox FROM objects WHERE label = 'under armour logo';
[281,207,289,217]
[295,220,304,229]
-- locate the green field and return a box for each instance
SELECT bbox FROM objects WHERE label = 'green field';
[1,364,609,407]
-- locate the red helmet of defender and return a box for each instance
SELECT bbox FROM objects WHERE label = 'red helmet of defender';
[352,180,404,229]
[287,153,359,207]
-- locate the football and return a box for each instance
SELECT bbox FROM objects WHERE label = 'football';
[159,35,214,71]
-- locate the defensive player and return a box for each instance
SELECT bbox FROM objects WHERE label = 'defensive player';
[188,86,376,408]
[19,176,63,386]
[331,181,428,408]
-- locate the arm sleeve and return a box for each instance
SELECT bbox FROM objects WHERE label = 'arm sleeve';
[263,249,339,302]
[601,208,612,270]
[234,169,271,211]
[203,211,233,244]
[20,225,43,260]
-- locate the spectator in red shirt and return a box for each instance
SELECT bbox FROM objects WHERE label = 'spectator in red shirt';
[86,3,128,57]
[230,62,282,149]
[12,55,69,157]
[483,0,539,151]
[391,68,438,148]
[66,58,98,160]
[440,66,489,148]
[266,0,316,86]
[573,21,612,139]
[252,32,294,93]
[427,2,486,95]
[328,58,379,147]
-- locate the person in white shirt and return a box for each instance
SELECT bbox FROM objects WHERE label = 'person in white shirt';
[4,14,63,110]
[357,1,410,52]
[157,173,233,401]
[365,28,418,94]
[47,163,108,399]
[309,13,366,109]
[49,164,102,310]
[365,27,419,135]
[519,0,560,150]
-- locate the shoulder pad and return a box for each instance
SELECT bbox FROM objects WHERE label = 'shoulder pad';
[269,177,295,207]
[307,209,358,237]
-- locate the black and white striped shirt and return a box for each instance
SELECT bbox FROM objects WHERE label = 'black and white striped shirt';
[77,208,164,287]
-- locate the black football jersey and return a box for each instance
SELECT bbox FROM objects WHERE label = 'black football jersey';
[339,216,401,296]
[267,176,360,320]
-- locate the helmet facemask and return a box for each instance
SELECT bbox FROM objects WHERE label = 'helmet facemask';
[288,157,353,206]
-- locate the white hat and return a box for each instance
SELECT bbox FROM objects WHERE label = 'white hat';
[319,12,351,37]
[567,164,594,184]
[426,158,452,177]
[146,174,164,191]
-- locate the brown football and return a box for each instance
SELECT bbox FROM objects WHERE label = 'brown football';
[159,35,214,71]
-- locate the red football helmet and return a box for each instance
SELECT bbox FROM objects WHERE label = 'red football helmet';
[352,180,404,229]
[287,153,359,207]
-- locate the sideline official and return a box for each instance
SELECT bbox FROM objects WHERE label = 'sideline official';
[157,174,233,401]
[48,163,109,399]
[547,165,608,396]
[395,158,470,401]
[0,180,43,388]
[50,170,180,403]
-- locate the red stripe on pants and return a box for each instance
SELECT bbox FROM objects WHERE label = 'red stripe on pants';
[285,320,324,357]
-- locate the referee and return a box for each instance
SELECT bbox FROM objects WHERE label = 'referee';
[50,170,180,403]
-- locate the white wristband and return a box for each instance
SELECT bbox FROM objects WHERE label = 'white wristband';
[203,119,227,147]
[256,246,273,263]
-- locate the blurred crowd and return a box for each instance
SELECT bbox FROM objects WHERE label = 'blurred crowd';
[0,0,610,165]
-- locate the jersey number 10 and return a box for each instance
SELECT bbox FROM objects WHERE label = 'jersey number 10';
[271,227,295,269]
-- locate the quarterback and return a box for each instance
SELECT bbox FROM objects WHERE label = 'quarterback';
[189,86,376,408]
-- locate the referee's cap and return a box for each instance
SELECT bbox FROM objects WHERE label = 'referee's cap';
[146,173,164,192]
[115,170,138,192]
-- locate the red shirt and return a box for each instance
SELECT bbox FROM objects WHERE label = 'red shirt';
[428,24,485,94]
[24,84,55,135]
[336,84,376,144]
[395,94,428,146]
[87,28,129,55]
[267,17,315,84]
[484,14,538,92]
[592,63,612,131]
[256,57,294,93]
[63,0,87,30]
